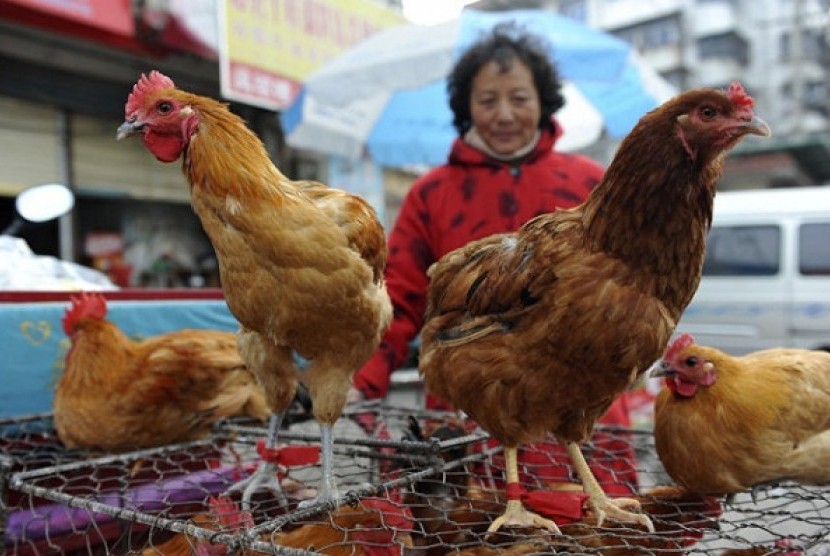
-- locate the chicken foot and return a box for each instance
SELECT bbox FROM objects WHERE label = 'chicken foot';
[225,413,289,510]
[298,423,339,509]
[566,441,654,531]
[487,446,561,534]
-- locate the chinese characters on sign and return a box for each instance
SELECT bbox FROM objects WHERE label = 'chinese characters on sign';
[219,0,404,110]
[228,62,297,106]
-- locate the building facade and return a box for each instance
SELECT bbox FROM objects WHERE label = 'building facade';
[0,0,402,285]
[3,0,827,281]
[543,0,830,188]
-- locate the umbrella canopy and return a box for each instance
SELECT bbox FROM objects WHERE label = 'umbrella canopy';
[282,9,676,168]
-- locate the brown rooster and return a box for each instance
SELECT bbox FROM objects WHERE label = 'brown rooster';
[117,71,391,508]
[651,333,830,495]
[419,82,770,533]
[54,292,269,452]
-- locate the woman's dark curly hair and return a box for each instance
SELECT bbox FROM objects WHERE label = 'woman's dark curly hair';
[447,22,565,135]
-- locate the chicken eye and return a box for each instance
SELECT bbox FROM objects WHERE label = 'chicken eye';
[684,356,698,367]
[157,101,172,114]
[699,106,717,120]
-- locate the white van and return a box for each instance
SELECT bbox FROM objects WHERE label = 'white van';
[676,186,830,354]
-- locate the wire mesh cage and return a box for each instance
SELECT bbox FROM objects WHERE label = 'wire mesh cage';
[3,404,830,555]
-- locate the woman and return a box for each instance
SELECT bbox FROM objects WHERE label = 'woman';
[352,24,636,494]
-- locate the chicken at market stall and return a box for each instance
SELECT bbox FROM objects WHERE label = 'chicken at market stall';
[651,333,830,496]
[54,292,270,452]
[117,71,392,508]
[419,82,770,533]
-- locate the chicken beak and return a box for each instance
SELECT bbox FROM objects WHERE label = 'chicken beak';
[116,120,144,140]
[741,114,772,138]
[647,360,672,378]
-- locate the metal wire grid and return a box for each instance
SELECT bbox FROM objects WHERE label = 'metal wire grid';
[2,405,830,555]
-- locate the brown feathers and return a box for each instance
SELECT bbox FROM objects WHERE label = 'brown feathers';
[420,84,770,451]
[119,71,391,444]
[54,303,269,452]
[653,338,830,494]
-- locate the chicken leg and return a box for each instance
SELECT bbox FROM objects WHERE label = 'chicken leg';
[298,423,339,508]
[487,446,561,534]
[225,413,289,510]
[566,441,654,531]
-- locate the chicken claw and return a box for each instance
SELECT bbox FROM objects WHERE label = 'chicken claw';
[225,413,288,510]
[587,495,655,532]
[566,441,654,532]
[488,446,561,535]
[487,499,561,534]
[227,460,288,510]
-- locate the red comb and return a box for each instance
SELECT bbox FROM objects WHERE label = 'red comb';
[727,81,754,110]
[62,292,108,335]
[125,70,175,116]
[664,333,695,362]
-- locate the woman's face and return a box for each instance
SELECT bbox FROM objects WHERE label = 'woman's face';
[469,59,541,155]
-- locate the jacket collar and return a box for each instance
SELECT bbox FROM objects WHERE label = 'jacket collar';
[448,119,561,168]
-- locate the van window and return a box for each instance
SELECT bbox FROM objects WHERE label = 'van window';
[799,222,830,275]
[703,225,781,276]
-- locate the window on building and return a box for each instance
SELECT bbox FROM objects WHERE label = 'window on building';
[662,69,689,91]
[703,225,781,276]
[803,80,829,116]
[779,30,829,62]
[803,29,829,62]
[643,18,680,48]
[697,32,749,65]
[614,28,638,48]
[800,223,830,275]
[613,16,681,51]
[780,32,791,61]
[804,80,827,103]
[780,82,827,117]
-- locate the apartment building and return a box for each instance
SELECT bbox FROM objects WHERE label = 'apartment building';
[483,0,830,187]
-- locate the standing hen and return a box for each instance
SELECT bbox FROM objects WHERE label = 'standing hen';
[651,333,830,495]
[419,83,770,534]
[54,292,270,452]
[117,72,392,507]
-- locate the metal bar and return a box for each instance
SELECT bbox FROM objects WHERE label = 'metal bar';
[56,109,75,261]
[10,479,240,548]
[222,425,488,453]
[9,438,217,482]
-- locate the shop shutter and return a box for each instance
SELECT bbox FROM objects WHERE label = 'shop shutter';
[0,96,60,196]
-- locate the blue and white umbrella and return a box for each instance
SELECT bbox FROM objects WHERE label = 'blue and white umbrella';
[282,9,676,168]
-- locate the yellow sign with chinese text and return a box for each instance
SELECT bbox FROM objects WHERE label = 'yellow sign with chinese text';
[219,0,404,110]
